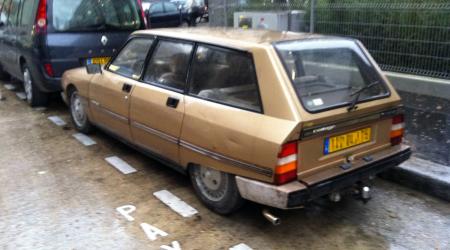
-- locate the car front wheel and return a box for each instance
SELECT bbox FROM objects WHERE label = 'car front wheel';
[189,165,244,214]
[23,65,48,107]
[69,89,93,133]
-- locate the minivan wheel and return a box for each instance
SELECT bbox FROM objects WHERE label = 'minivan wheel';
[0,65,9,80]
[69,89,93,133]
[23,66,48,107]
[189,165,244,214]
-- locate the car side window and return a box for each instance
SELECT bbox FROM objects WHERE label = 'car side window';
[20,0,37,25]
[150,3,163,14]
[189,45,262,113]
[108,38,154,80]
[164,2,178,13]
[0,0,8,24]
[143,40,193,91]
[6,0,19,26]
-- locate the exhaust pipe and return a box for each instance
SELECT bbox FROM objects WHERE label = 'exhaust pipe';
[262,209,280,226]
[361,186,371,200]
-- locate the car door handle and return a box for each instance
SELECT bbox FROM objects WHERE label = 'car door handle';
[166,97,179,108]
[122,83,132,93]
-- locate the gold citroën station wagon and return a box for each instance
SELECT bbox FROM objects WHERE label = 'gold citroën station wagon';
[62,28,411,216]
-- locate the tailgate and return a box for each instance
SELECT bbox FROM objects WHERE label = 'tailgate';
[296,108,401,184]
[46,32,130,77]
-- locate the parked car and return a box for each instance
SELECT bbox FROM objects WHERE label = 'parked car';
[0,0,147,106]
[61,28,411,215]
[144,1,190,28]
[170,0,207,24]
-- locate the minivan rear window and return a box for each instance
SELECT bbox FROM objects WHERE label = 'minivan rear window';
[52,0,142,32]
[275,39,389,113]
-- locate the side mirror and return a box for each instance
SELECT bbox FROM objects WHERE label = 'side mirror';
[86,64,102,75]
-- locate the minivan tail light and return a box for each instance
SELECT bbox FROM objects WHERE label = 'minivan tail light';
[390,114,405,145]
[274,141,298,185]
[35,0,47,34]
[43,63,54,77]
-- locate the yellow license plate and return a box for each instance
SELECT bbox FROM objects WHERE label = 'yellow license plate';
[87,57,110,65]
[324,127,371,154]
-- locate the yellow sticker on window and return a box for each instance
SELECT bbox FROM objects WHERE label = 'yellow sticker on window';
[109,65,120,71]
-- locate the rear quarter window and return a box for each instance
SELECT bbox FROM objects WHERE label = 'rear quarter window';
[188,45,262,113]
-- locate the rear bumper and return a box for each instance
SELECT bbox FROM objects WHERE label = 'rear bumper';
[28,59,62,93]
[236,144,411,209]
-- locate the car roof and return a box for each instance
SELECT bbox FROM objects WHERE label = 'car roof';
[133,27,330,50]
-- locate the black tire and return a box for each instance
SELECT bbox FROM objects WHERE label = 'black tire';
[0,65,10,80]
[189,165,244,215]
[69,88,93,134]
[22,65,48,107]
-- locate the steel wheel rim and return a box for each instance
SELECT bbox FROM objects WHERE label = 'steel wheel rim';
[194,166,228,202]
[23,69,32,101]
[71,92,86,127]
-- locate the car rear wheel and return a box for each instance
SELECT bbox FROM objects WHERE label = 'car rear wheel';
[22,65,48,107]
[69,89,93,133]
[189,165,244,214]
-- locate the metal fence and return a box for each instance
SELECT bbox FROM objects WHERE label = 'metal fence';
[209,1,450,80]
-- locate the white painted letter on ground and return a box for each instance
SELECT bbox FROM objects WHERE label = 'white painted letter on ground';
[229,243,253,250]
[140,223,168,241]
[153,190,198,218]
[161,241,181,250]
[116,205,136,222]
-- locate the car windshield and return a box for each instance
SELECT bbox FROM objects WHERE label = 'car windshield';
[275,39,389,113]
[52,0,142,32]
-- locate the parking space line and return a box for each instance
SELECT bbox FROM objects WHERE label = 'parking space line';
[153,190,198,218]
[16,92,26,100]
[3,84,15,90]
[229,243,253,250]
[105,156,137,174]
[47,116,67,126]
[72,133,96,146]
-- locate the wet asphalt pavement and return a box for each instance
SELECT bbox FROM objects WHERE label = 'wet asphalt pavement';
[1,82,450,250]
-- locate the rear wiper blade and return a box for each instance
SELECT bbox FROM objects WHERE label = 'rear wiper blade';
[347,80,381,112]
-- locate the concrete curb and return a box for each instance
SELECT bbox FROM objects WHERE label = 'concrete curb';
[380,157,450,202]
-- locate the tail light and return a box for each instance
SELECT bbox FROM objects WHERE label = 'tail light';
[274,141,298,185]
[390,114,405,145]
[34,0,47,34]
[43,63,54,77]
[137,0,148,28]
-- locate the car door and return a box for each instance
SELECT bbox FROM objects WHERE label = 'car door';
[1,0,20,77]
[89,37,154,141]
[148,2,164,28]
[179,44,265,176]
[163,2,181,27]
[129,38,193,164]
[0,0,10,66]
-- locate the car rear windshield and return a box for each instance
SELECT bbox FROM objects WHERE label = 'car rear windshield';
[52,0,142,32]
[275,39,389,113]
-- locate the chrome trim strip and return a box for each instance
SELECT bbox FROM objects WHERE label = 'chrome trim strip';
[179,140,273,177]
[131,121,178,144]
[90,101,128,123]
